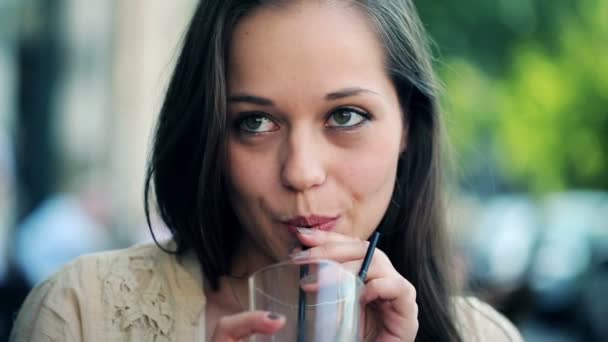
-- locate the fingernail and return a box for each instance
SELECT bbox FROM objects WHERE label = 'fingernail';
[300,273,318,285]
[290,249,310,261]
[296,227,314,235]
[267,312,282,320]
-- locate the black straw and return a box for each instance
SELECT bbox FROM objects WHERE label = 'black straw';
[358,232,380,281]
[297,248,309,342]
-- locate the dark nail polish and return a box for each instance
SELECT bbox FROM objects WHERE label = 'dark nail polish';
[300,273,318,285]
[290,249,310,261]
[296,227,314,235]
[267,312,281,320]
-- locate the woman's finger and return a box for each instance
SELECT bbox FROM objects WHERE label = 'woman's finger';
[339,250,395,280]
[211,311,286,342]
[294,227,365,247]
[290,240,369,263]
[362,277,417,317]
[362,277,418,340]
[290,242,394,279]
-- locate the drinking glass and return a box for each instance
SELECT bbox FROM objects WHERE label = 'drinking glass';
[248,259,363,342]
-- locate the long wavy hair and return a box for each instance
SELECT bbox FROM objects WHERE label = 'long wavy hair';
[144,0,461,340]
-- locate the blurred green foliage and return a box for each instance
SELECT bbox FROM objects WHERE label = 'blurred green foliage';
[417,0,608,194]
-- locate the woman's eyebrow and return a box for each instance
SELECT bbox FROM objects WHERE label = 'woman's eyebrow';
[325,87,380,100]
[227,94,274,106]
[227,87,380,106]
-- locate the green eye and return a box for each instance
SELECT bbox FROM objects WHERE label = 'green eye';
[238,114,278,133]
[243,117,263,130]
[327,108,369,128]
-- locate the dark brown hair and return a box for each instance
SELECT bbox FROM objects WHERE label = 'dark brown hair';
[144,0,461,340]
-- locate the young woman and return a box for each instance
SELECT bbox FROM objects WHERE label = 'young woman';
[11,1,522,341]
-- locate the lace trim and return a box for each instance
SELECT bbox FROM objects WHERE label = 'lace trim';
[100,253,175,341]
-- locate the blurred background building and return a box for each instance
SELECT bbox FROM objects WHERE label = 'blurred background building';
[0,0,606,341]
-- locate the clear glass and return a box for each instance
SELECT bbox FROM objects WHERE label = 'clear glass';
[248,259,363,342]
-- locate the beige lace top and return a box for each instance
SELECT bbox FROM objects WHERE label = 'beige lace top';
[10,243,523,341]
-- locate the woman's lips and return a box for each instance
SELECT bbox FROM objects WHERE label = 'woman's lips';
[282,215,340,232]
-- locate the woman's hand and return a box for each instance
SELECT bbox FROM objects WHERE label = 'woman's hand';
[211,311,285,342]
[291,228,418,342]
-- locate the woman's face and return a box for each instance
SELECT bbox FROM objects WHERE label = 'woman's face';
[226,2,406,261]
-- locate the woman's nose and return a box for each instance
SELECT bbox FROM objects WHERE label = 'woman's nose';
[280,132,326,192]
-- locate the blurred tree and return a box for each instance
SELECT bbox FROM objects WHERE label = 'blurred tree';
[417,0,577,74]
[417,0,608,194]
[495,0,608,192]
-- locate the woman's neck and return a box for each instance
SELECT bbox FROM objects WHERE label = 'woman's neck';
[231,235,277,277]
[206,235,276,312]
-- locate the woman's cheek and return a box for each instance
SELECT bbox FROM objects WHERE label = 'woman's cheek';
[227,141,278,197]
[336,138,401,197]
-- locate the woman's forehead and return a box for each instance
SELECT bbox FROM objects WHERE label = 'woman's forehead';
[227,1,387,98]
